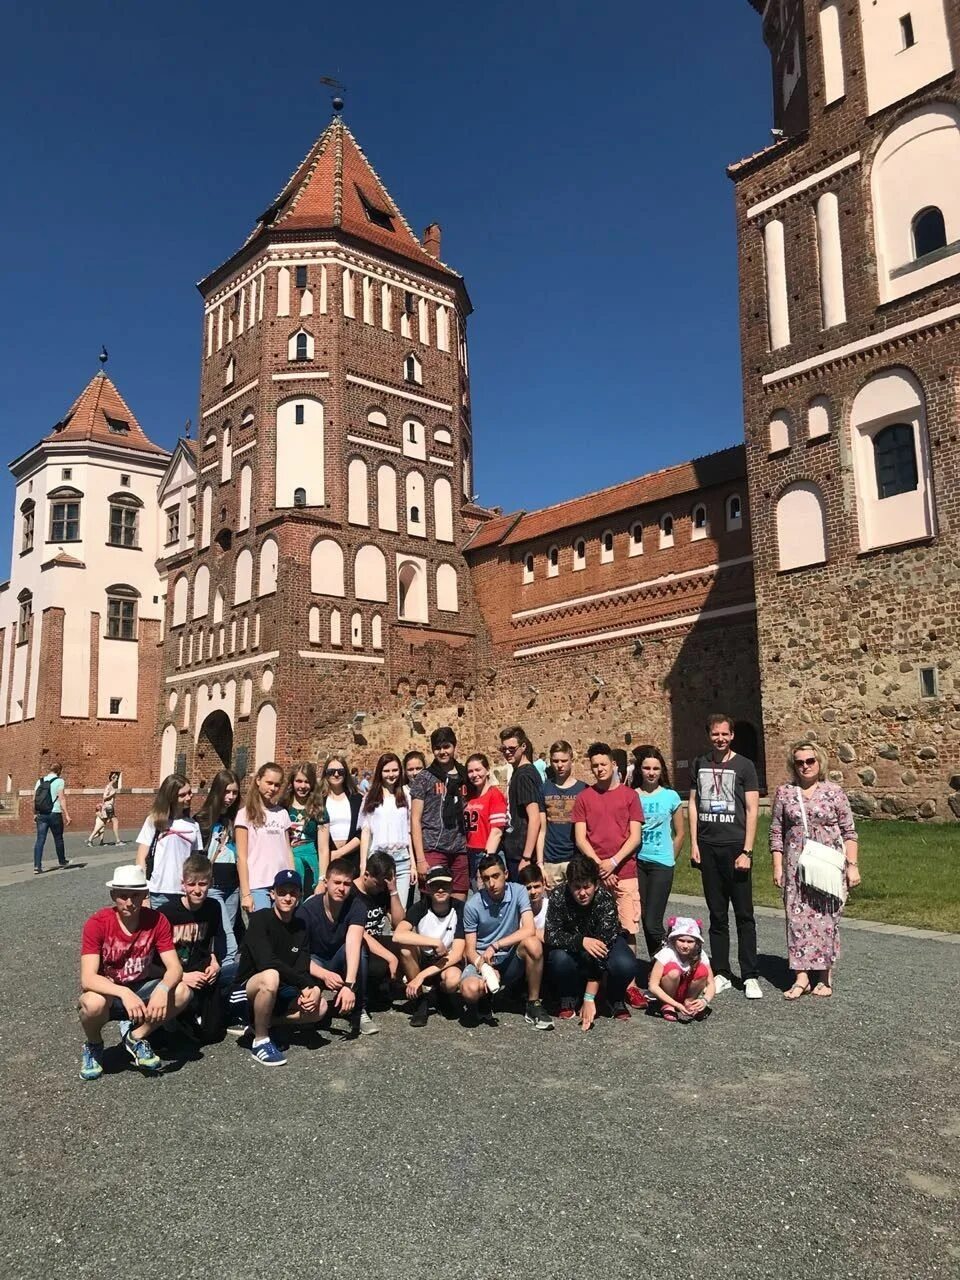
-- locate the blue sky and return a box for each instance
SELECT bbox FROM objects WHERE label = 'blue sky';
[0,1,770,575]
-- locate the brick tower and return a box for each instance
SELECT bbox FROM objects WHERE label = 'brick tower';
[732,1,960,818]
[158,113,483,784]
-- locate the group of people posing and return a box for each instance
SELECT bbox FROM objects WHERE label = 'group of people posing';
[75,714,861,1077]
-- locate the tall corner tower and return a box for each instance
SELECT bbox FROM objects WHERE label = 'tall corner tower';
[159,114,484,782]
[732,0,960,819]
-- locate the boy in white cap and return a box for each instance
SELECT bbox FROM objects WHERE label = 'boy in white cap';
[647,916,716,1023]
[78,864,191,1080]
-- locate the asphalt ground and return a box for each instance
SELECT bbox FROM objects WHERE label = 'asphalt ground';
[2,830,959,1279]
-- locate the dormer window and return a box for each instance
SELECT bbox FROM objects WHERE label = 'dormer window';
[359,187,395,231]
[105,416,129,435]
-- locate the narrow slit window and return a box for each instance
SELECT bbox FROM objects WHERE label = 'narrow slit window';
[899,13,915,49]
[918,666,937,699]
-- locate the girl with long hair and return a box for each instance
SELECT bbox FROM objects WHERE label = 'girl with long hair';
[633,744,685,958]
[135,773,203,909]
[359,752,415,905]
[464,753,508,888]
[236,762,293,914]
[317,754,364,880]
[283,761,324,895]
[194,768,242,976]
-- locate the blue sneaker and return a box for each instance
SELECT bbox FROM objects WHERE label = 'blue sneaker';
[117,1019,132,1041]
[250,1039,286,1066]
[122,1030,161,1072]
[79,1042,104,1081]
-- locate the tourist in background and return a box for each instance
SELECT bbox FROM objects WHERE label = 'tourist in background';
[633,745,685,959]
[318,754,364,878]
[86,770,123,847]
[33,761,74,874]
[283,762,323,895]
[135,774,202,909]
[195,768,242,979]
[771,740,859,1000]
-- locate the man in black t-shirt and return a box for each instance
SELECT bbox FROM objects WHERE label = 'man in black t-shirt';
[351,850,406,1034]
[159,854,225,1043]
[499,725,545,881]
[688,714,761,999]
[393,866,466,1026]
[234,870,326,1066]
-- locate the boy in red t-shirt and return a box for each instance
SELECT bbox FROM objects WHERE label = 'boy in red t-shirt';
[78,864,190,1080]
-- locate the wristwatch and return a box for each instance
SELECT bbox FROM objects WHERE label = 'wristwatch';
[344,981,357,991]
[741,850,753,859]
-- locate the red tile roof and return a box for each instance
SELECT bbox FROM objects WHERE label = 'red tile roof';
[45,372,168,457]
[245,118,458,278]
[465,447,745,553]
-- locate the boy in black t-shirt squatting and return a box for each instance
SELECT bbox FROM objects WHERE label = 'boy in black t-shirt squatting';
[159,854,226,1043]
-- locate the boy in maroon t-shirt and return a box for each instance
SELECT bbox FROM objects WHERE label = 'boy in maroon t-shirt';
[78,864,190,1080]
[572,743,645,1018]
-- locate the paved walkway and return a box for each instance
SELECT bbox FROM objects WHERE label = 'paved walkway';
[3,844,959,1278]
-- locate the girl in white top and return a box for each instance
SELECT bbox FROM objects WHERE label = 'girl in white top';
[360,752,415,906]
[648,916,716,1023]
[135,774,203,908]
[318,754,363,880]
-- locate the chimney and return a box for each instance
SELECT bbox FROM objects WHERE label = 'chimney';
[422,223,442,259]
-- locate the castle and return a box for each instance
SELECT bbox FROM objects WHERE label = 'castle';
[1,0,957,829]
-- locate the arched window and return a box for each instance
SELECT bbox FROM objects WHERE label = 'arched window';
[850,368,935,550]
[377,464,398,531]
[224,356,235,387]
[404,353,422,385]
[367,408,387,430]
[213,589,224,624]
[776,482,828,571]
[255,703,277,768]
[293,487,307,507]
[200,486,213,548]
[105,585,139,640]
[257,538,279,596]
[629,522,643,556]
[20,499,35,554]
[436,305,450,351]
[402,418,426,460]
[523,553,535,584]
[659,514,674,549]
[807,396,831,440]
[172,574,189,625]
[406,472,425,536]
[691,504,708,540]
[17,589,32,643]
[726,495,743,532]
[436,564,459,612]
[601,530,614,563]
[547,545,559,578]
[371,614,383,650]
[277,266,291,317]
[873,424,919,498]
[912,206,947,260]
[192,565,210,618]
[397,559,428,622]
[238,464,252,530]
[348,458,369,525]
[308,606,321,644]
[433,476,453,542]
[107,492,142,548]
[768,410,791,453]
[573,539,586,571]
[354,545,388,602]
[48,486,83,542]
[330,608,342,647]
[351,611,363,648]
[287,329,314,362]
[310,539,345,596]
[276,397,324,508]
[234,548,253,604]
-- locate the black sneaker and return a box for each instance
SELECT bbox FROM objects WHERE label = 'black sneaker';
[524,1000,554,1031]
[410,996,432,1028]
[477,997,499,1028]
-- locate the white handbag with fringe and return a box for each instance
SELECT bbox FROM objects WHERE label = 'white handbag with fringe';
[796,787,847,901]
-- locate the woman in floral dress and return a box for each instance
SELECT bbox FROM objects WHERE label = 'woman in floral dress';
[770,740,860,1000]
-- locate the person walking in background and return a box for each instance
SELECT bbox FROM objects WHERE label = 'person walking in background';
[499,726,544,881]
[87,770,123,848]
[537,739,586,890]
[771,740,860,1001]
[195,768,242,980]
[135,774,202,909]
[33,762,75,873]
[688,714,762,999]
[464,753,508,888]
[633,745,685,959]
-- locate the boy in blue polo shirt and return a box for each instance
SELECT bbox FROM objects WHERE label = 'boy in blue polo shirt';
[460,853,552,1030]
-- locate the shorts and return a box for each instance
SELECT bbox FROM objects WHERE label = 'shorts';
[105,978,161,1021]
[542,861,568,889]
[231,981,300,1017]
[425,849,470,895]
[613,877,641,939]
[461,946,525,991]
[663,961,710,1002]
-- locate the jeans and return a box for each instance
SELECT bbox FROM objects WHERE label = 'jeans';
[697,843,758,981]
[149,892,175,910]
[208,881,240,981]
[636,859,675,958]
[546,939,637,1003]
[250,888,272,911]
[34,813,66,871]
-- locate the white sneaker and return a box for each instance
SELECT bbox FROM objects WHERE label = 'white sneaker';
[479,963,501,994]
[744,978,763,1000]
[359,1010,380,1035]
[713,974,733,994]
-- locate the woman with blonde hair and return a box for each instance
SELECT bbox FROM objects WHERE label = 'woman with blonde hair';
[770,739,860,1000]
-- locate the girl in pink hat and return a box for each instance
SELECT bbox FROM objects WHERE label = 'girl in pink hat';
[648,916,716,1022]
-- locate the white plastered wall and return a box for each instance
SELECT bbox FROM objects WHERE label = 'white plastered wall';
[858,0,953,115]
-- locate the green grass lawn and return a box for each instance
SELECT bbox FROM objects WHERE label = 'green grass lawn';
[671,815,960,933]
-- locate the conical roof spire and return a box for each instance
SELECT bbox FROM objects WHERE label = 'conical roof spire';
[45,371,167,456]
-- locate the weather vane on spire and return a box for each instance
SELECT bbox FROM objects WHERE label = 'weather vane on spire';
[320,75,346,114]
[98,345,108,368]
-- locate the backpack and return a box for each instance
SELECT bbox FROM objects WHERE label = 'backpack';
[34,776,55,816]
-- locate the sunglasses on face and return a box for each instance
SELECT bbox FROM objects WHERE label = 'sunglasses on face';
[326,768,345,777]
[794,757,817,767]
